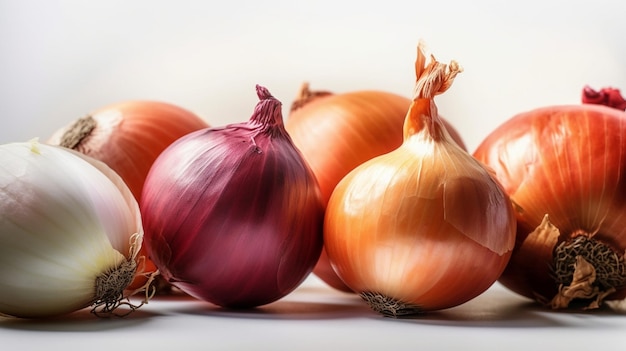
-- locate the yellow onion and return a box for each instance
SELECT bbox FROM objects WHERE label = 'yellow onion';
[286,83,467,293]
[323,44,516,316]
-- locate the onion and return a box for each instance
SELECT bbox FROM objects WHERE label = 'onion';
[47,100,209,291]
[473,86,626,309]
[287,82,467,205]
[47,100,209,200]
[323,44,516,316]
[140,85,324,308]
[286,83,467,293]
[0,140,145,318]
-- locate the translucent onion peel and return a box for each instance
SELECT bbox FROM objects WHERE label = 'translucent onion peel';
[323,43,516,317]
[0,140,148,318]
[473,87,626,309]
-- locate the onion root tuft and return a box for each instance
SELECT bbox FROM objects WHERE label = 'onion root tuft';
[551,235,626,309]
[359,291,422,318]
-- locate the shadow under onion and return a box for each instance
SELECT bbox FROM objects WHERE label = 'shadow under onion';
[371,286,626,328]
[174,289,373,321]
[0,306,161,332]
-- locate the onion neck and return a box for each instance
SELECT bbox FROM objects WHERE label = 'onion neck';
[59,115,97,149]
[289,82,333,113]
[582,85,626,111]
[251,85,288,138]
[403,42,463,143]
[403,98,448,142]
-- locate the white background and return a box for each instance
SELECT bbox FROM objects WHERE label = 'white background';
[2,0,626,349]
[2,0,625,152]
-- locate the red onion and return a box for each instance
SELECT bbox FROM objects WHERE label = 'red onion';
[140,85,324,308]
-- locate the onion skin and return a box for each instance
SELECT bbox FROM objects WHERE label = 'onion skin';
[140,85,324,308]
[473,103,626,307]
[47,101,209,291]
[287,86,467,205]
[0,141,144,318]
[286,84,467,293]
[323,46,516,316]
[325,133,515,312]
[47,100,209,201]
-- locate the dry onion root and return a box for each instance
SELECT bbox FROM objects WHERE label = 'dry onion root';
[89,233,163,317]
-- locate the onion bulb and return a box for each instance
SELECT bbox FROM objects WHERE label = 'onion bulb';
[473,85,626,309]
[323,44,516,316]
[286,83,467,293]
[141,85,324,308]
[47,100,209,291]
[47,100,209,201]
[0,140,145,318]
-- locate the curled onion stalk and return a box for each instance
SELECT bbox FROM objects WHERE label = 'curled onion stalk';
[473,85,626,309]
[287,82,468,205]
[286,82,467,293]
[323,44,516,317]
[141,85,324,309]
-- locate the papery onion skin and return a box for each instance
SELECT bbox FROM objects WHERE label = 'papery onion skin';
[0,141,143,318]
[287,84,467,205]
[325,135,516,313]
[323,45,516,316]
[286,83,467,293]
[47,100,208,291]
[473,103,626,308]
[47,100,209,201]
[141,85,324,308]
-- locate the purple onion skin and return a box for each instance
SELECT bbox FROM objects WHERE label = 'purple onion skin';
[141,85,324,308]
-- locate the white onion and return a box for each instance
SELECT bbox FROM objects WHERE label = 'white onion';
[0,140,145,318]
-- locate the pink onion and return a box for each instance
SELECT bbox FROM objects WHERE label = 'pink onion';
[140,85,324,308]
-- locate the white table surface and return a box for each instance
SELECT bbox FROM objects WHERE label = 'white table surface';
[2,275,626,351]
